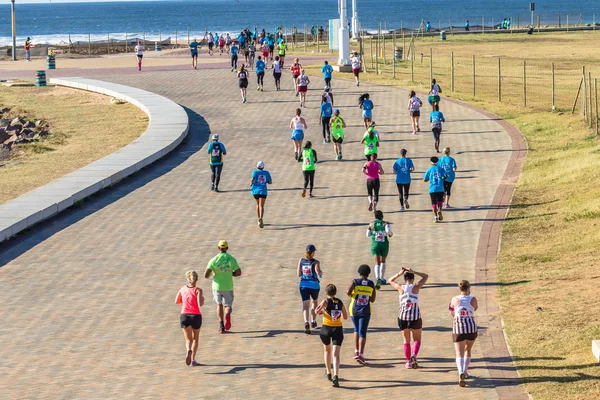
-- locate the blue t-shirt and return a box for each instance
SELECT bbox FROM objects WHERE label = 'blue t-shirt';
[231,45,239,56]
[207,141,227,165]
[298,258,320,289]
[251,169,272,195]
[255,60,265,74]
[320,102,333,117]
[189,41,199,52]
[424,165,446,193]
[362,99,373,110]
[393,157,415,184]
[321,64,333,79]
[438,155,457,182]
[430,111,445,127]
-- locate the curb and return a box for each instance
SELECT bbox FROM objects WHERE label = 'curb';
[0,77,189,243]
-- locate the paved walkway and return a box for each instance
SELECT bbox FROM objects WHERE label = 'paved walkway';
[0,60,523,399]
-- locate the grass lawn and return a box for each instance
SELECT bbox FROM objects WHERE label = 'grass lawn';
[0,85,148,203]
[301,30,600,400]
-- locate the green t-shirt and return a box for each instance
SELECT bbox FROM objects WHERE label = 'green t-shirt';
[363,132,379,156]
[371,219,388,245]
[207,252,240,291]
[302,148,316,171]
[331,116,344,140]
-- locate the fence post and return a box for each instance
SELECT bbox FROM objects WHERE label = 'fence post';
[589,72,593,128]
[411,40,414,82]
[449,19,454,35]
[376,28,379,75]
[498,57,502,102]
[402,27,406,60]
[68,34,71,54]
[594,14,596,31]
[451,51,455,92]
[393,29,396,79]
[159,30,162,44]
[176,29,178,48]
[430,48,433,83]
[537,15,540,33]
[583,66,587,120]
[143,32,146,46]
[187,29,190,46]
[383,22,386,65]
[88,33,91,56]
[551,63,555,110]
[107,33,110,54]
[492,18,494,30]
[567,15,569,32]
[472,54,476,96]
[125,33,128,52]
[482,17,485,34]
[523,60,527,107]
[317,26,319,53]
[558,14,561,28]
[370,35,373,69]
[304,24,307,53]
[595,79,599,136]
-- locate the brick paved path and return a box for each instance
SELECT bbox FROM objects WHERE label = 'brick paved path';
[0,60,521,399]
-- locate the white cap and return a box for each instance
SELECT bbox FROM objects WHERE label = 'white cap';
[212,134,219,140]
[257,161,265,169]
[324,86,330,91]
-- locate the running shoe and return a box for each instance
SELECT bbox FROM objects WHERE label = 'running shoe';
[459,373,466,387]
[356,355,367,365]
[339,151,342,160]
[400,206,405,212]
[417,126,421,132]
[405,361,412,369]
[375,279,382,290]
[214,187,220,193]
[304,322,311,334]
[191,360,201,367]
[323,139,328,144]
[309,193,315,198]
[410,356,418,369]
[300,102,303,108]
[311,321,317,329]
[219,325,225,334]
[353,351,360,360]
[382,279,387,285]
[332,375,339,387]
[257,85,261,91]
[243,98,247,103]
[438,210,444,221]
[404,199,410,209]
[301,189,306,198]
[224,313,232,331]
[260,86,263,92]
[185,350,192,366]
[327,138,331,143]
[434,216,439,223]
[368,203,373,212]
[258,218,264,229]
[211,184,215,191]
[295,92,299,97]
[325,372,332,382]
[356,81,359,87]
[335,155,341,161]
[412,130,416,135]
[445,204,451,209]
[231,67,234,72]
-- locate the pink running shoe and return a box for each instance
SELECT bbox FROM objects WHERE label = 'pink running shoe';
[405,361,412,369]
[224,313,232,331]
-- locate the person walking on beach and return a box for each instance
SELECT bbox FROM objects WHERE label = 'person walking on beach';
[465,20,470,31]
[175,270,205,366]
[426,21,431,32]
[320,96,333,144]
[134,40,144,71]
[449,280,479,387]
[347,264,376,365]
[424,156,447,223]
[428,78,442,109]
[248,41,256,67]
[237,64,249,103]
[230,41,239,71]
[297,69,310,108]
[389,268,429,369]
[189,37,199,69]
[408,90,423,134]
[204,240,241,334]
[439,147,457,208]
[301,141,317,198]
[430,104,446,153]
[367,210,393,289]
[272,55,282,90]
[298,244,323,334]
[207,32,215,56]
[290,108,308,161]
[207,134,226,192]
[322,60,334,88]
[362,154,384,212]
[330,109,346,160]
[250,161,272,228]
[351,52,362,86]
[359,93,374,129]
[225,33,232,53]
[255,55,266,91]
[316,284,348,387]
[24,37,32,61]
[393,149,415,211]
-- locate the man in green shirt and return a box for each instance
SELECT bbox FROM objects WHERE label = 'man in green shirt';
[204,240,242,334]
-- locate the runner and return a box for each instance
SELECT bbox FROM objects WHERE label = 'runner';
[267,34,275,60]
[361,125,379,161]
[366,210,393,289]
[230,41,239,72]
[290,108,308,161]
[189,37,199,69]
[248,41,256,67]
[218,34,225,55]
[363,154,384,212]
[428,78,442,109]
[207,134,227,192]
[330,109,346,160]
[347,264,376,365]
[321,60,334,88]
[250,161,272,228]
[134,40,144,71]
[439,147,457,208]
[175,270,204,366]
[243,42,251,65]
[290,58,302,96]
[297,69,310,108]
[207,32,215,56]
[407,90,423,134]
[237,64,248,103]
[389,267,429,369]
[423,156,447,223]
[225,33,232,53]
[204,240,242,334]
[359,93,374,129]
[430,104,446,153]
[301,141,317,198]
[298,244,322,334]
[320,96,333,144]
[261,43,270,66]
[351,52,362,86]
[449,280,479,387]
[272,55,282,90]
[323,86,334,106]
[277,39,287,68]
[393,149,415,211]
[255,55,266,91]
[315,284,348,387]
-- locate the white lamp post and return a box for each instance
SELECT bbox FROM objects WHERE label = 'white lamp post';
[11,0,16,61]
[351,0,359,39]
[338,0,350,66]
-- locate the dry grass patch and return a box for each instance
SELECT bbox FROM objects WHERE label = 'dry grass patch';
[0,85,148,203]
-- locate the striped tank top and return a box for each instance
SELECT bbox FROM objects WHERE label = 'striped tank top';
[398,284,421,321]
[323,297,344,327]
[452,295,477,334]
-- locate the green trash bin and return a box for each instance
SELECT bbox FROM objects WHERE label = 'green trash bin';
[394,47,403,60]
[440,31,447,41]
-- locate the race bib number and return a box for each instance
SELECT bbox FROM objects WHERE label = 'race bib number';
[375,232,385,242]
[257,175,266,184]
[368,143,374,149]
[356,295,369,306]
[302,265,312,276]
[304,158,311,165]
[212,149,221,156]
[459,310,470,317]
[404,301,414,309]
[331,310,342,321]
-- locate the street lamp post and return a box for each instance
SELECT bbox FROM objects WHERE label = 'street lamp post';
[11,0,16,61]
[351,0,359,39]
[338,0,350,66]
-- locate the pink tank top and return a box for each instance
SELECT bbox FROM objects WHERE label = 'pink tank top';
[180,286,201,315]
[365,161,380,180]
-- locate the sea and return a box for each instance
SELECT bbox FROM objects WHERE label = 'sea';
[0,0,599,46]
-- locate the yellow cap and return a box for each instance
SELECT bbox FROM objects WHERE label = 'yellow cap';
[218,240,229,248]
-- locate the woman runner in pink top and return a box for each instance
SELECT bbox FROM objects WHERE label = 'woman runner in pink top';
[362,154,385,212]
[175,270,205,366]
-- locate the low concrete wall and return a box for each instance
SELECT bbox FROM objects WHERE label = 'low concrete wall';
[0,78,189,243]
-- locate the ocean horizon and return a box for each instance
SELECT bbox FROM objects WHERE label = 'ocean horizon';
[1,0,599,46]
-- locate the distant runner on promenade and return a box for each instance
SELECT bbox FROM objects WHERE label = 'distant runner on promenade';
[438,147,457,208]
[207,134,226,192]
[134,40,144,71]
[449,280,479,387]
[175,270,204,366]
[393,149,415,211]
[298,244,322,334]
[423,156,447,223]
[347,264,376,365]
[250,161,272,228]
[367,210,393,289]
[189,37,199,69]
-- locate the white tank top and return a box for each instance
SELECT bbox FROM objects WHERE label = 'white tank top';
[452,295,477,334]
[298,75,308,87]
[293,117,303,130]
[324,92,332,103]
[398,284,420,321]
[431,84,440,96]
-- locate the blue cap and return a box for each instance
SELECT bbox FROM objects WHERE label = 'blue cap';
[306,244,317,252]
[334,109,340,114]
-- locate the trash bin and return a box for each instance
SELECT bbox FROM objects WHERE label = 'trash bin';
[394,46,403,60]
[155,42,161,51]
[47,55,56,69]
[35,70,46,87]
[440,31,447,41]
